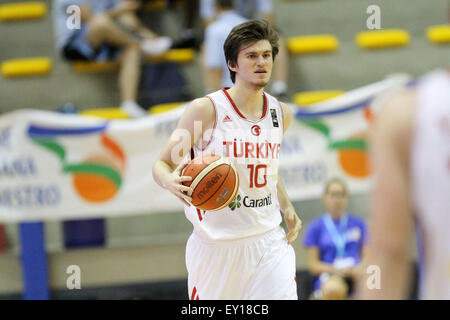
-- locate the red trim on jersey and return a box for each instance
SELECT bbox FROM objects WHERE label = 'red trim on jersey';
[196,208,203,221]
[221,88,268,123]
[191,286,200,300]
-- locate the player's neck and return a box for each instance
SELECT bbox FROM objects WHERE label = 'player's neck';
[227,82,265,118]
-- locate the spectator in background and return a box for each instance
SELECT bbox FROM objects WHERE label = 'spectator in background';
[202,0,246,92]
[53,0,173,117]
[200,0,289,98]
[303,178,368,300]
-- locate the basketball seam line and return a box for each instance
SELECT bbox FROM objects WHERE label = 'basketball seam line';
[194,163,231,208]
[188,157,227,191]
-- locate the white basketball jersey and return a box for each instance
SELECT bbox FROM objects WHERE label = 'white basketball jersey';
[411,69,450,299]
[184,88,285,241]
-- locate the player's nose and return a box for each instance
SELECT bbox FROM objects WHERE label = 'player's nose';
[256,55,267,66]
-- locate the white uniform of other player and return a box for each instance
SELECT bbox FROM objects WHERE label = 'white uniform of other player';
[411,69,450,299]
[184,88,297,299]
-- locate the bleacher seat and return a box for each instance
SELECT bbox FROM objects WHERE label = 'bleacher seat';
[72,49,195,73]
[427,25,450,44]
[355,29,410,49]
[149,102,186,114]
[288,35,339,54]
[0,2,46,22]
[293,90,344,106]
[80,108,130,119]
[1,57,51,78]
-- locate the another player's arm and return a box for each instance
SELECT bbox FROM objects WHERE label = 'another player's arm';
[356,89,415,299]
[152,98,215,206]
[278,102,302,244]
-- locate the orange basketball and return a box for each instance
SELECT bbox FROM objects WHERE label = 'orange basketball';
[182,154,239,211]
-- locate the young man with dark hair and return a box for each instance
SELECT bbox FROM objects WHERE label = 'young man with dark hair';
[201,0,290,99]
[153,20,302,300]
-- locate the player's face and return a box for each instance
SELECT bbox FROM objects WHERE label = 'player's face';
[229,40,274,88]
[323,182,348,216]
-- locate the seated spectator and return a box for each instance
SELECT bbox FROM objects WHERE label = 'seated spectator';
[53,0,173,117]
[303,177,368,300]
[200,0,289,98]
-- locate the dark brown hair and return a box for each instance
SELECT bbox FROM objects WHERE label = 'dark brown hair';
[224,19,280,83]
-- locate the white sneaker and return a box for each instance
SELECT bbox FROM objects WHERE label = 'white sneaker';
[140,36,172,56]
[120,100,147,118]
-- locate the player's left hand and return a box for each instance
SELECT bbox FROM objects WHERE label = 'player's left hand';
[283,207,302,244]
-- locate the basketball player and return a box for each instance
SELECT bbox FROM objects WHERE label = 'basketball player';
[152,20,302,299]
[356,67,450,299]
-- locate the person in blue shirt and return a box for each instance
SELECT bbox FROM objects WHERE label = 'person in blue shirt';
[303,177,368,300]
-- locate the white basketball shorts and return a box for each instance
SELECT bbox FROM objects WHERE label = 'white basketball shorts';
[186,226,298,300]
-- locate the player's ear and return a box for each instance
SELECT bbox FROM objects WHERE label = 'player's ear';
[227,60,238,72]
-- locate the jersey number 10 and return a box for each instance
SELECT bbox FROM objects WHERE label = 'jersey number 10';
[247,164,267,188]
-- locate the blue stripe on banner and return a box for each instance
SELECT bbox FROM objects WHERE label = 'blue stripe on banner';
[294,78,417,119]
[27,124,108,137]
[294,98,372,118]
[19,222,50,300]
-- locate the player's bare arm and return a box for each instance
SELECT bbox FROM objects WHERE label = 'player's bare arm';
[277,101,302,244]
[357,88,416,299]
[277,172,302,244]
[152,97,215,206]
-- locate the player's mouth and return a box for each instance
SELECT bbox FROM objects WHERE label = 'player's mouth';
[254,69,267,73]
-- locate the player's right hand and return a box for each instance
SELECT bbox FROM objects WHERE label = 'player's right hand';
[166,161,194,206]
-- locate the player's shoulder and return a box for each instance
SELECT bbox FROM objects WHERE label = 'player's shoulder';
[372,87,417,146]
[278,101,292,116]
[187,97,215,115]
[375,87,416,128]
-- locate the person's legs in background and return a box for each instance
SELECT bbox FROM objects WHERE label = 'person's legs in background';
[84,13,171,117]
[118,43,144,116]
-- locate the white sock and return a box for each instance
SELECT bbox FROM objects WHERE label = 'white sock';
[140,37,173,56]
[120,100,147,118]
